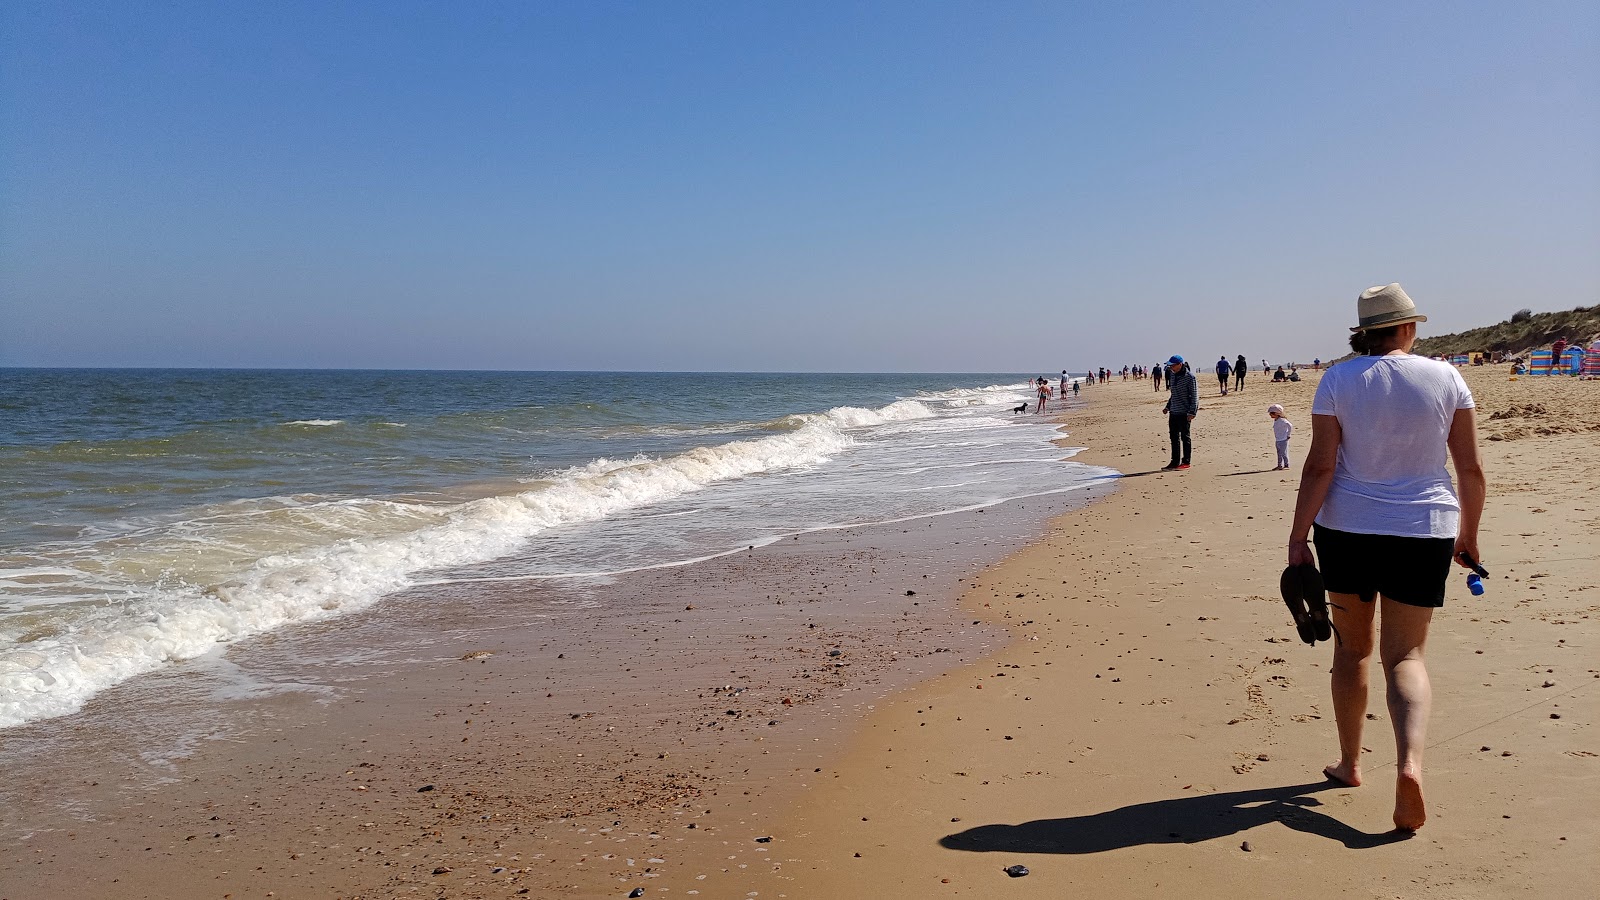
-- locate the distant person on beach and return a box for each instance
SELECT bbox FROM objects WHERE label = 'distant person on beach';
[1160,355,1198,470]
[1072,379,1080,398]
[1061,371,1070,403]
[1288,366,1301,382]
[1215,356,1232,396]
[1035,377,1051,413]
[1274,365,1287,382]
[1152,363,1163,391]
[1268,404,1293,469]
[1235,354,1248,392]
[1286,283,1485,832]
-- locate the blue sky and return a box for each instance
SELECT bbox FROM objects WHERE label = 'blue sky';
[3,1,1596,371]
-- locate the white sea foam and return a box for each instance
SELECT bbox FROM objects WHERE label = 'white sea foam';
[0,405,871,728]
[282,419,345,427]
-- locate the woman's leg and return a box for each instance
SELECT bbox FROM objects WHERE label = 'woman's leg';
[1379,596,1435,830]
[1326,591,1375,786]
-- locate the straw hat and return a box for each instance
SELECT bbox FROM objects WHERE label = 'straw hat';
[1352,283,1428,332]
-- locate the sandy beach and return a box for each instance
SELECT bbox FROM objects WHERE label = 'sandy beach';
[689,365,1598,899]
[0,429,1113,900]
[2,365,1594,900]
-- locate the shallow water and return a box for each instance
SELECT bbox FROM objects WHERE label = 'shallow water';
[0,369,1103,728]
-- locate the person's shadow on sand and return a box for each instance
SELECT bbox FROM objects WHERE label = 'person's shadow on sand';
[940,781,1411,853]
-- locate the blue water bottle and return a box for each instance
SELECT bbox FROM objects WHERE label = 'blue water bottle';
[1458,551,1489,597]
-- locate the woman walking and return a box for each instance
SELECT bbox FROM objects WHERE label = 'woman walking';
[1286,284,1485,831]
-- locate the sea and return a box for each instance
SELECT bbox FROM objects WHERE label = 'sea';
[0,369,1112,731]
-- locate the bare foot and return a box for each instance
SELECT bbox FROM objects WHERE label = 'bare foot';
[1323,762,1361,787]
[1393,771,1426,831]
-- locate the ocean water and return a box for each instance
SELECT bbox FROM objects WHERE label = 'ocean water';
[0,369,1110,729]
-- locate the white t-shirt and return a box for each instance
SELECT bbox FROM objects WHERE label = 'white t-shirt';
[1273,417,1293,441]
[1311,353,1474,539]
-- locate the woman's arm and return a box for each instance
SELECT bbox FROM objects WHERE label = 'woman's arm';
[1446,406,1486,567]
[1288,414,1341,565]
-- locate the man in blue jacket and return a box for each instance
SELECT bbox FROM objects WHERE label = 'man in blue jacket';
[1162,354,1199,470]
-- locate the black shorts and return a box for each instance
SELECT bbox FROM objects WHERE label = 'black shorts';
[1312,524,1454,608]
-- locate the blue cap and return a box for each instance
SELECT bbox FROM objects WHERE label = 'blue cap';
[1167,355,1184,365]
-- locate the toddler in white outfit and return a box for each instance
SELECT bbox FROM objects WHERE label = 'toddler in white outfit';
[1268,404,1293,470]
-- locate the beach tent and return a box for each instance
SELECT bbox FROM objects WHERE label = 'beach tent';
[1528,349,1553,375]
[1560,347,1584,375]
[1584,342,1600,378]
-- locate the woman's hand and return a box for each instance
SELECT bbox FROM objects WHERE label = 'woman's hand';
[1453,535,1481,570]
[1288,540,1315,567]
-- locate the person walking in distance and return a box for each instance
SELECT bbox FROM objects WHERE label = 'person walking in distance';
[1287,283,1485,832]
[1161,355,1199,470]
[1235,354,1248,392]
[1152,363,1164,392]
[1215,356,1232,396]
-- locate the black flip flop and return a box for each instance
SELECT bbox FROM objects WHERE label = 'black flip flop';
[1301,565,1333,643]
[1279,564,1317,645]
[1280,563,1332,645]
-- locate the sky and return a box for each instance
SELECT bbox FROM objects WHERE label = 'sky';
[2,1,1596,372]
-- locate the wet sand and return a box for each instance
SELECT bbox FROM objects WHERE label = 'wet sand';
[689,365,1598,899]
[0,435,1112,899]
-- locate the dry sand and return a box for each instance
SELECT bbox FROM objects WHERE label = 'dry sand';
[691,365,1598,899]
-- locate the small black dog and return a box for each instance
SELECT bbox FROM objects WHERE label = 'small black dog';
[1012,402,1029,413]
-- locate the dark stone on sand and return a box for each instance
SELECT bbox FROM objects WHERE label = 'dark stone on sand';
[1550,713,1561,719]
[1004,864,1030,877]
[951,817,961,822]
[629,889,646,898]
[828,649,843,657]
[417,784,435,792]
[755,836,772,842]
[432,866,451,875]
[906,590,916,595]
[1241,841,1252,852]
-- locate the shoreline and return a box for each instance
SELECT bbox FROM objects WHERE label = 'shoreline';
[5,368,1594,898]
[688,366,1598,899]
[0,401,1113,899]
